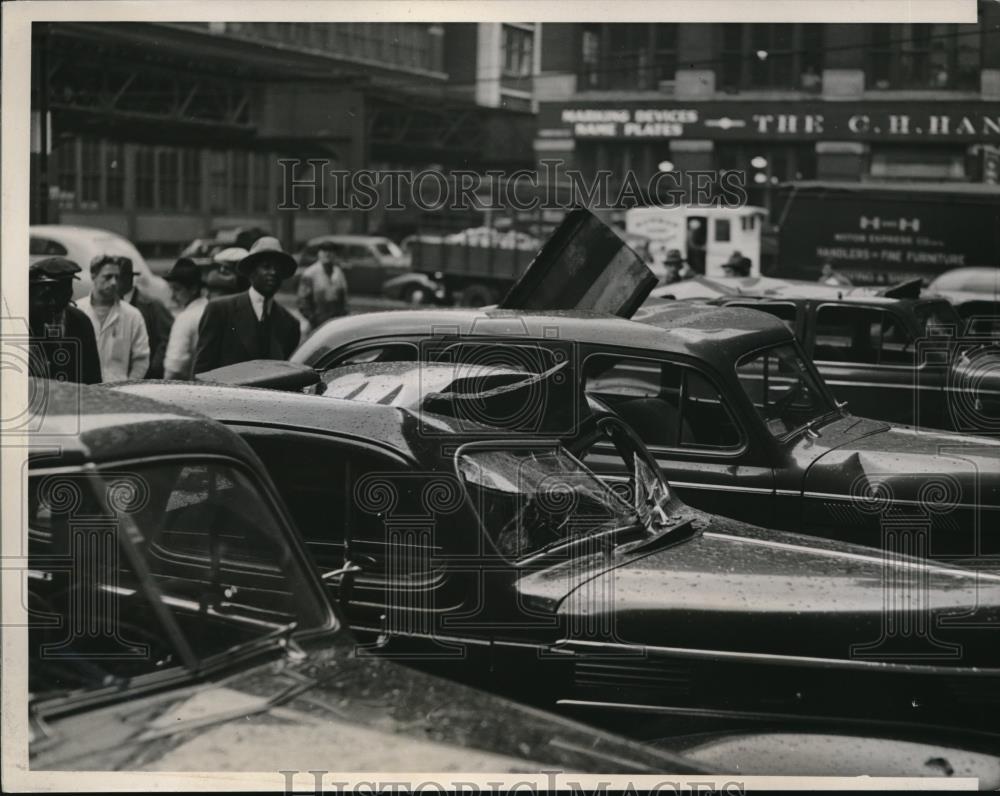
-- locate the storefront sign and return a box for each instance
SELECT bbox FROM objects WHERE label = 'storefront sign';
[775,191,999,283]
[540,102,1000,143]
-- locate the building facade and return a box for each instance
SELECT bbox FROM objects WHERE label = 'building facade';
[31,22,539,252]
[534,11,1000,211]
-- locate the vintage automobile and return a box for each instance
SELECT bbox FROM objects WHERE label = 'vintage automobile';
[297,234,411,296]
[115,370,1000,747]
[927,267,1000,336]
[286,306,1000,562]
[686,281,1000,433]
[26,378,713,774]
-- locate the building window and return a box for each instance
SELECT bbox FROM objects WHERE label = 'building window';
[717,24,824,91]
[869,146,967,181]
[80,139,101,209]
[157,149,179,210]
[181,149,201,212]
[501,25,534,78]
[580,25,602,89]
[208,151,228,214]
[866,24,981,90]
[105,142,125,209]
[135,146,156,209]
[231,150,249,212]
[585,24,677,91]
[252,153,272,213]
[54,137,78,209]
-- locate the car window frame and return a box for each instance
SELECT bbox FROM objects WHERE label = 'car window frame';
[582,349,749,460]
[811,302,919,370]
[315,338,422,371]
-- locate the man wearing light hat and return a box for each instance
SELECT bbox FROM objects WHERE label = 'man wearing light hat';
[28,257,103,384]
[194,237,300,374]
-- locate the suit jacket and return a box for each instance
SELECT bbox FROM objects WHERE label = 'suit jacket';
[194,292,300,375]
[130,288,174,379]
[29,305,103,385]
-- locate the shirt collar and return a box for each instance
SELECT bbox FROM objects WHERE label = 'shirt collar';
[247,286,272,318]
[123,288,136,304]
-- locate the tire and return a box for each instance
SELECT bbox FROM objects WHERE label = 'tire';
[459,283,497,307]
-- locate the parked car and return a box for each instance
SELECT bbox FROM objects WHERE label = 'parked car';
[298,234,410,296]
[179,226,270,261]
[29,224,170,306]
[114,370,1000,742]
[692,282,1000,433]
[27,378,713,774]
[927,267,1000,336]
[288,305,1000,562]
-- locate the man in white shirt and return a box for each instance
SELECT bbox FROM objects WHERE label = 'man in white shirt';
[162,258,207,380]
[77,255,150,382]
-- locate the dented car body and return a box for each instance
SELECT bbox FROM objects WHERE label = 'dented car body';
[114,375,1000,743]
[27,379,713,774]
[288,305,1000,562]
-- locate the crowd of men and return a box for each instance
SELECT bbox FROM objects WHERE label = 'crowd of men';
[28,236,348,385]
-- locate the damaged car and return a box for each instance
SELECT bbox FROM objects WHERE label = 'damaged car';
[114,367,1000,746]
[26,378,712,774]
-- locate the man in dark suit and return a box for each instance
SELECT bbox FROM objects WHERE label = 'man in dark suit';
[194,236,300,374]
[28,257,103,384]
[118,258,174,378]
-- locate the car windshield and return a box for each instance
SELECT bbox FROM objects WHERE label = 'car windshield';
[736,343,836,438]
[28,460,327,702]
[375,241,404,258]
[457,445,640,560]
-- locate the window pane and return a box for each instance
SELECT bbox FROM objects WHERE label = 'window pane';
[231,151,249,212]
[135,146,156,209]
[157,149,179,210]
[814,306,885,364]
[181,149,201,212]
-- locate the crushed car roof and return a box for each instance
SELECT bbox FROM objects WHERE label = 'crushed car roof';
[28,379,253,468]
[294,306,792,366]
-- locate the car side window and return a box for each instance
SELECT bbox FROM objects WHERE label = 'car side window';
[29,237,69,256]
[345,245,371,260]
[814,306,914,365]
[325,342,420,368]
[234,428,444,574]
[586,355,741,450]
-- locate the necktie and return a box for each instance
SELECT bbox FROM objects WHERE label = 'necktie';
[256,300,272,356]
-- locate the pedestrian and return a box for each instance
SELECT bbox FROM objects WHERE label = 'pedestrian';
[28,257,102,384]
[162,258,206,380]
[194,236,300,374]
[118,257,174,378]
[722,252,752,278]
[297,239,348,332]
[819,261,853,287]
[661,249,686,285]
[77,255,150,381]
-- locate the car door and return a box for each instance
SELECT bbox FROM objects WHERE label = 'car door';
[582,350,776,527]
[231,424,477,649]
[806,303,927,425]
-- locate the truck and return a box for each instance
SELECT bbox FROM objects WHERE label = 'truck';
[772,180,1000,286]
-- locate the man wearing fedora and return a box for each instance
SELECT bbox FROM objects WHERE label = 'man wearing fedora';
[722,251,752,278]
[661,249,686,285]
[162,258,206,380]
[194,237,300,374]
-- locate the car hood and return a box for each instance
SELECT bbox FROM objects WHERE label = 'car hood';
[30,638,703,773]
[803,421,1000,548]
[516,503,1000,666]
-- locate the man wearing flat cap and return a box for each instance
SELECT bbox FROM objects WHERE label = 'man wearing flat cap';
[194,237,300,374]
[28,257,102,384]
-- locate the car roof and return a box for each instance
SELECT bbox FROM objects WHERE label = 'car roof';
[294,306,793,367]
[30,225,132,242]
[110,380,423,461]
[305,234,392,245]
[28,380,255,469]
[712,282,954,308]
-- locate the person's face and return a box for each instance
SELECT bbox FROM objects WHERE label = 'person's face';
[93,264,121,301]
[821,264,833,277]
[170,282,200,307]
[249,259,282,297]
[317,248,334,265]
[664,263,679,280]
[117,262,135,297]
[30,281,73,325]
